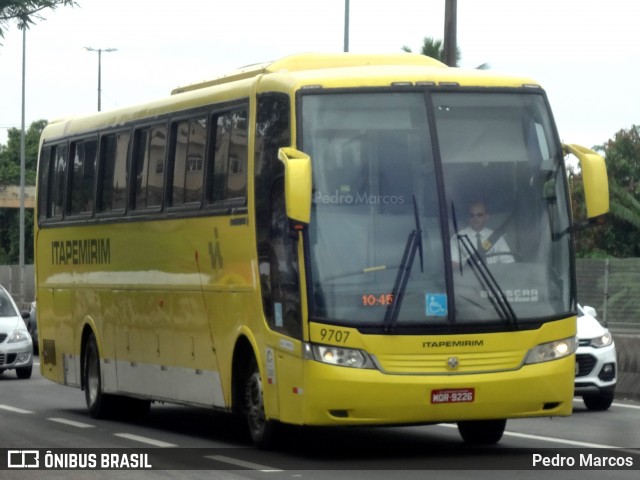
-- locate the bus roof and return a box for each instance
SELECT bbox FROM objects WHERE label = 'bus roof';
[170,52,448,94]
[41,53,542,142]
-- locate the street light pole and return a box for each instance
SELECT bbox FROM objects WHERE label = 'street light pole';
[443,0,457,67]
[344,0,350,52]
[84,47,117,111]
[19,27,26,305]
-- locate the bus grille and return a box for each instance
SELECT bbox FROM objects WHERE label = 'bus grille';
[374,351,524,374]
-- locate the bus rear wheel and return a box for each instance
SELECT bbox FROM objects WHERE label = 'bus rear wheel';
[84,333,116,418]
[457,419,506,445]
[244,360,279,448]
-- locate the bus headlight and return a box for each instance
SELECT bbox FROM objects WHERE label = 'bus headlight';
[305,343,376,369]
[524,337,576,365]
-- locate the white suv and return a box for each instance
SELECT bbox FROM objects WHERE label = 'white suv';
[575,305,617,410]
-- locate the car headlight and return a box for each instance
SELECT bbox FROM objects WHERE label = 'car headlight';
[304,343,375,369]
[590,331,613,348]
[524,336,576,365]
[8,329,31,344]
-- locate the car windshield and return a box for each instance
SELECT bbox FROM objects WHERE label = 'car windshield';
[0,289,19,317]
[302,91,572,332]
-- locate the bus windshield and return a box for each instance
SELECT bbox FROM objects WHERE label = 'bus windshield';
[302,91,572,331]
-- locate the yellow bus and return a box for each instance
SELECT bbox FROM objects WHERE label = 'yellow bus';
[35,53,608,447]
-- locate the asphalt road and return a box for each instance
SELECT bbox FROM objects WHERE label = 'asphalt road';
[0,356,638,480]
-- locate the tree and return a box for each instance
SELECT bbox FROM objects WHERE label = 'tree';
[0,0,76,41]
[570,125,640,258]
[402,36,488,69]
[403,37,458,64]
[0,118,45,184]
[0,119,46,264]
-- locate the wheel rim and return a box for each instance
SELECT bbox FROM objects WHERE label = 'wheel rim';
[86,347,100,407]
[246,371,266,436]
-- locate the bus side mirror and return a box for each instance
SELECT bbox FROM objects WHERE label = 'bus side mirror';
[563,144,609,219]
[278,147,312,230]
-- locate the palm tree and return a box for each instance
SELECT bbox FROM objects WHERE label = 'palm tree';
[402,36,488,70]
[609,182,640,230]
[402,37,453,63]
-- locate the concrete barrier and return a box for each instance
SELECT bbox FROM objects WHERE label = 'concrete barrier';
[612,332,640,401]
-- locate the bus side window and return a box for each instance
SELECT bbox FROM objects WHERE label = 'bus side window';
[98,131,130,213]
[48,143,68,219]
[37,145,51,222]
[208,108,248,207]
[68,138,98,216]
[132,125,167,210]
[171,117,206,207]
[254,93,302,339]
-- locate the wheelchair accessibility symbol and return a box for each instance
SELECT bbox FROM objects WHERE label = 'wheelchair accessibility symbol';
[426,294,448,317]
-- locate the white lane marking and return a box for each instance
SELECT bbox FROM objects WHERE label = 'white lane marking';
[205,455,282,472]
[0,404,34,414]
[573,398,640,410]
[502,430,619,448]
[439,423,624,449]
[48,417,95,428]
[113,433,176,447]
[612,402,640,410]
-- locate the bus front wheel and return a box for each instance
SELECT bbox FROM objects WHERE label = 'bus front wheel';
[457,419,506,445]
[244,360,279,448]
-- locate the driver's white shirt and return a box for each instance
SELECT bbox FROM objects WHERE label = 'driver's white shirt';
[450,227,514,264]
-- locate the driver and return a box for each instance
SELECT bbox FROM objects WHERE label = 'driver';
[451,200,514,266]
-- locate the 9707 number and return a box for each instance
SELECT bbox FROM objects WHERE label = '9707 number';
[319,328,350,343]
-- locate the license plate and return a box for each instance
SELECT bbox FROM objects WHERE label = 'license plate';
[431,388,475,404]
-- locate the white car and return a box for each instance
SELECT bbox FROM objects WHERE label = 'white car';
[575,304,616,410]
[0,285,33,379]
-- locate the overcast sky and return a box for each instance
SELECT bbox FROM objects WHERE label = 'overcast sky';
[1,0,638,149]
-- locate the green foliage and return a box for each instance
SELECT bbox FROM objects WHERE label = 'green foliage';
[571,125,640,258]
[0,119,45,184]
[402,36,461,65]
[0,209,34,264]
[0,1,76,39]
[0,119,45,264]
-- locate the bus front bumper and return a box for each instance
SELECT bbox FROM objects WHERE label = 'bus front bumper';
[291,356,574,426]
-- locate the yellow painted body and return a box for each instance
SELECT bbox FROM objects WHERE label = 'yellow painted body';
[35,53,586,427]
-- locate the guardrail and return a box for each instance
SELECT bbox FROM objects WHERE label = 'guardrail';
[611,330,640,401]
[0,264,34,308]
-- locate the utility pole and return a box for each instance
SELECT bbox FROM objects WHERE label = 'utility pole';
[443,0,457,67]
[84,47,117,111]
[344,0,350,52]
[19,27,26,304]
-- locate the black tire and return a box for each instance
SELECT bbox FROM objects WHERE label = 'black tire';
[457,419,507,445]
[244,358,279,448]
[83,333,116,418]
[583,392,614,411]
[16,365,32,379]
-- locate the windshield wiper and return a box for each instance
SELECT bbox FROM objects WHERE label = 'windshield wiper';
[383,196,424,332]
[450,202,518,327]
[456,233,519,328]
